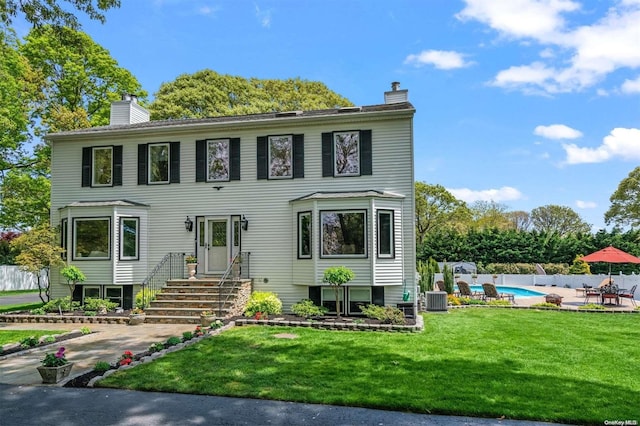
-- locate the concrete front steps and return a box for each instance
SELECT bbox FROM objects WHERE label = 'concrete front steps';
[144,278,250,324]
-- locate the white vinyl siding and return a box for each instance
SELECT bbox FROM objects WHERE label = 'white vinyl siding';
[49,110,414,309]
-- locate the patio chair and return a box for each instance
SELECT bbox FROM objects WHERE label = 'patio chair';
[584,286,602,304]
[619,285,637,307]
[481,283,515,304]
[435,280,446,292]
[601,284,620,305]
[457,280,482,299]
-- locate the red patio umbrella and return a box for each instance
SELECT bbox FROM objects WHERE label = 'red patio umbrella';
[579,246,640,282]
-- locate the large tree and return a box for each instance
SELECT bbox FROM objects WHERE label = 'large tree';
[1,0,120,29]
[150,69,353,120]
[415,182,470,245]
[605,167,640,228]
[468,200,512,231]
[530,205,591,236]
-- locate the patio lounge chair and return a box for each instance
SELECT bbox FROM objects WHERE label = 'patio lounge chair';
[435,280,446,292]
[457,280,482,299]
[481,283,515,304]
[619,285,637,307]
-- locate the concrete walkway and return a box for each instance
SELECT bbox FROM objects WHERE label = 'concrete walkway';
[506,285,638,311]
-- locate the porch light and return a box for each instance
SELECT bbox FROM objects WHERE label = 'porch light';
[184,216,193,232]
[241,215,249,231]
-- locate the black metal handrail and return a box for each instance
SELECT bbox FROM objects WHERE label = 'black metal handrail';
[140,252,187,308]
[217,251,250,317]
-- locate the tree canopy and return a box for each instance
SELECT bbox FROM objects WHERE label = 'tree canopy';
[530,205,591,236]
[605,166,640,229]
[149,70,353,120]
[415,182,470,244]
[1,0,120,29]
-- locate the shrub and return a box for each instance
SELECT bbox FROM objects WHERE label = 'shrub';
[94,361,111,372]
[84,311,97,316]
[165,336,181,346]
[30,307,46,315]
[447,295,461,306]
[360,304,406,325]
[83,297,118,312]
[487,300,512,306]
[579,303,605,310]
[43,296,80,313]
[459,297,487,305]
[134,288,158,310]
[148,342,165,353]
[182,331,194,341]
[20,336,39,348]
[43,335,56,343]
[531,302,561,309]
[291,299,328,318]
[244,291,283,317]
[80,326,91,335]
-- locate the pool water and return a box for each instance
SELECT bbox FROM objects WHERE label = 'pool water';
[466,285,545,298]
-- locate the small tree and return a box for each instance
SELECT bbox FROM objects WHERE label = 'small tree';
[10,225,65,303]
[322,266,355,318]
[442,263,455,295]
[568,255,591,275]
[60,264,86,300]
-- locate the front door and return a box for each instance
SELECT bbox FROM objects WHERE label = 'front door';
[199,216,241,275]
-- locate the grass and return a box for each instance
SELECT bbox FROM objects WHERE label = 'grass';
[0,289,39,297]
[97,309,640,424]
[0,302,43,313]
[0,330,65,346]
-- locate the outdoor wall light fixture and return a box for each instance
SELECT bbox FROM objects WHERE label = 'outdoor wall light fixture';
[241,215,249,231]
[184,216,194,232]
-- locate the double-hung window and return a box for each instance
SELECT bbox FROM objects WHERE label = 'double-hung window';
[82,146,122,187]
[119,217,139,260]
[195,138,240,182]
[257,134,304,179]
[138,142,180,185]
[73,218,110,260]
[321,130,371,177]
[320,210,367,257]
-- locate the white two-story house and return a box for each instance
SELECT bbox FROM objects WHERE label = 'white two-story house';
[47,83,416,314]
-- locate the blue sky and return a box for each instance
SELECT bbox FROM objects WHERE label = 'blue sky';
[22,0,640,231]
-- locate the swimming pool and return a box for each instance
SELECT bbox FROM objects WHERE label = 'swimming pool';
[467,285,546,298]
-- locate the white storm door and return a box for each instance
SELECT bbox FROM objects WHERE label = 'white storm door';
[205,218,229,274]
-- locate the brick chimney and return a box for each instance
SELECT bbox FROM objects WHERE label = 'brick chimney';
[110,93,150,125]
[384,81,408,104]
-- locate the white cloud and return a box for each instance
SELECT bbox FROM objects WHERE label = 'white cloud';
[534,124,583,140]
[404,50,471,70]
[621,76,640,93]
[576,200,597,209]
[198,6,218,16]
[255,4,271,28]
[460,1,640,94]
[448,186,523,203]
[563,127,640,164]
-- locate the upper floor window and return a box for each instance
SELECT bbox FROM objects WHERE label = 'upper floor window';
[138,142,180,185]
[322,130,371,178]
[320,210,366,258]
[73,217,110,260]
[196,138,240,182]
[257,134,304,180]
[82,146,122,187]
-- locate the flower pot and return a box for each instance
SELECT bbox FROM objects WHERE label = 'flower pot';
[200,315,215,327]
[37,363,74,384]
[187,263,197,280]
[128,313,146,325]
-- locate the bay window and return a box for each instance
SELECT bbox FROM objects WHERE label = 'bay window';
[320,210,366,257]
[73,218,110,260]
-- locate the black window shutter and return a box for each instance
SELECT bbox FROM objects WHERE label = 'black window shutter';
[372,286,384,306]
[81,147,92,187]
[137,144,148,185]
[230,138,240,181]
[321,132,333,177]
[360,130,372,176]
[195,140,206,182]
[309,286,321,306]
[293,134,304,179]
[113,145,123,186]
[170,142,180,183]
[257,136,268,180]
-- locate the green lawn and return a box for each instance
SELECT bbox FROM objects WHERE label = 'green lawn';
[0,302,43,313]
[0,289,39,297]
[97,309,640,424]
[0,330,65,346]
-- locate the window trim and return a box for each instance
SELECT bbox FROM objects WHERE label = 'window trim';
[320,209,367,258]
[61,218,68,260]
[377,210,395,258]
[148,142,170,184]
[321,286,345,315]
[348,287,372,315]
[91,146,113,187]
[82,286,101,305]
[119,217,140,261]
[72,217,111,261]
[297,211,312,259]
[268,134,293,179]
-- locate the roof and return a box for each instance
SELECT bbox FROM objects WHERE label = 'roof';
[59,200,150,209]
[291,190,405,202]
[46,101,415,139]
